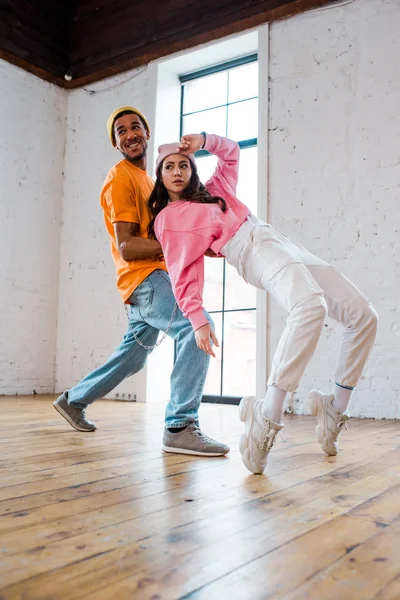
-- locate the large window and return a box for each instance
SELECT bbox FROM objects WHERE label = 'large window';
[180,55,258,404]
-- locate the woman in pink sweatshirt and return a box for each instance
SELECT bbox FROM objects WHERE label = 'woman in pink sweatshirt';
[148,133,378,475]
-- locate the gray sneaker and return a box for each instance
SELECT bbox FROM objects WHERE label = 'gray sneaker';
[162,423,230,456]
[53,391,96,432]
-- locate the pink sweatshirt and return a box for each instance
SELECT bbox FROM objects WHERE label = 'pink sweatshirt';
[154,134,250,331]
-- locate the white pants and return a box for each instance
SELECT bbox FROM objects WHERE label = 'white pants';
[222,216,378,393]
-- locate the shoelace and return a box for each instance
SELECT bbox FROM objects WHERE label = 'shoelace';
[330,414,351,443]
[261,427,279,453]
[337,414,351,432]
[192,426,216,444]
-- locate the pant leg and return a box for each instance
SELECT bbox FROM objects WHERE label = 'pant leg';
[262,264,328,392]
[307,265,378,388]
[137,270,211,428]
[224,225,328,393]
[68,288,159,409]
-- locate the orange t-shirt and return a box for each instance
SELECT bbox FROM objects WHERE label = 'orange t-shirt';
[100,159,167,302]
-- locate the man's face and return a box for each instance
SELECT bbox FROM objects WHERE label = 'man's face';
[113,113,150,164]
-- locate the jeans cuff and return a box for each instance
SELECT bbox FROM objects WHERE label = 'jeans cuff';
[69,401,87,409]
[166,418,198,428]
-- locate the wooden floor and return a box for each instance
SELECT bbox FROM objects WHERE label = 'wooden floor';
[0,397,399,600]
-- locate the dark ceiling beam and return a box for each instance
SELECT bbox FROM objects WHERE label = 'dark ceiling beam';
[0,0,331,89]
[67,0,330,88]
[0,0,72,81]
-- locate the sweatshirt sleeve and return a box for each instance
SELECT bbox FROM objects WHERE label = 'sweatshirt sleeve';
[155,212,211,332]
[203,133,240,194]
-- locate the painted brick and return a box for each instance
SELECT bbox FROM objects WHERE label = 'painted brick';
[0,60,67,395]
[268,0,400,418]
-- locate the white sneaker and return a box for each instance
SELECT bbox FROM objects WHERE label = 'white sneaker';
[309,390,350,456]
[239,396,283,475]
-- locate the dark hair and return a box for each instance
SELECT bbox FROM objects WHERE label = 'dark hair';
[148,160,227,239]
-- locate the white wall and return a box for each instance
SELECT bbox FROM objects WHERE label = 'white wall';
[0,60,67,395]
[268,0,400,418]
[55,68,155,401]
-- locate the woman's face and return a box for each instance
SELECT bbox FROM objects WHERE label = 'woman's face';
[161,154,192,198]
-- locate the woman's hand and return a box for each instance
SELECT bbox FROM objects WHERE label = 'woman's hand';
[195,323,219,357]
[177,133,205,155]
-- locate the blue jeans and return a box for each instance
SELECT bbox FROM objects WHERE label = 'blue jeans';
[68,270,212,428]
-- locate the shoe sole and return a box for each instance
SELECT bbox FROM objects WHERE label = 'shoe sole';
[53,402,96,432]
[162,445,228,457]
[308,390,337,456]
[238,397,264,475]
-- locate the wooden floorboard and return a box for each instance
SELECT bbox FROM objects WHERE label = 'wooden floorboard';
[0,395,399,599]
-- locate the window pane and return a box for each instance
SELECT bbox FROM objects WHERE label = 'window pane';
[237,146,258,215]
[203,312,222,396]
[227,98,258,141]
[146,335,174,403]
[228,62,258,103]
[222,310,256,396]
[183,71,228,114]
[196,154,218,185]
[182,106,227,138]
[203,257,223,312]
[224,261,256,310]
[194,155,223,313]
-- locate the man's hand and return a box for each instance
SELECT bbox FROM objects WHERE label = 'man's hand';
[177,133,205,155]
[195,323,219,357]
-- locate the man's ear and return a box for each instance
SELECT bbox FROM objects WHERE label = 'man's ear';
[146,131,150,141]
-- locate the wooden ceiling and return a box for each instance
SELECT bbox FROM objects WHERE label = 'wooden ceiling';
[1,0,330,89]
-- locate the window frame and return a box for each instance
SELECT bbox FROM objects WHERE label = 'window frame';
[178,54,259,404]
[179,53,258,154]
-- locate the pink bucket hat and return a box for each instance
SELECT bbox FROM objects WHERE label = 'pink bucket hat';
[155,143,196,173]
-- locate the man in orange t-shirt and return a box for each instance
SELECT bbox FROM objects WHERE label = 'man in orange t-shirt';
[53,106,229,457]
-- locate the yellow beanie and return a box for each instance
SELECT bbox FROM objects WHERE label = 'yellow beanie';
[107,106,151,147]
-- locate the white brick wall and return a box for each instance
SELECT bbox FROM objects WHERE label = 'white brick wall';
[0,60,67,395]
[55,68,154,401]
[268,0,400,418]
